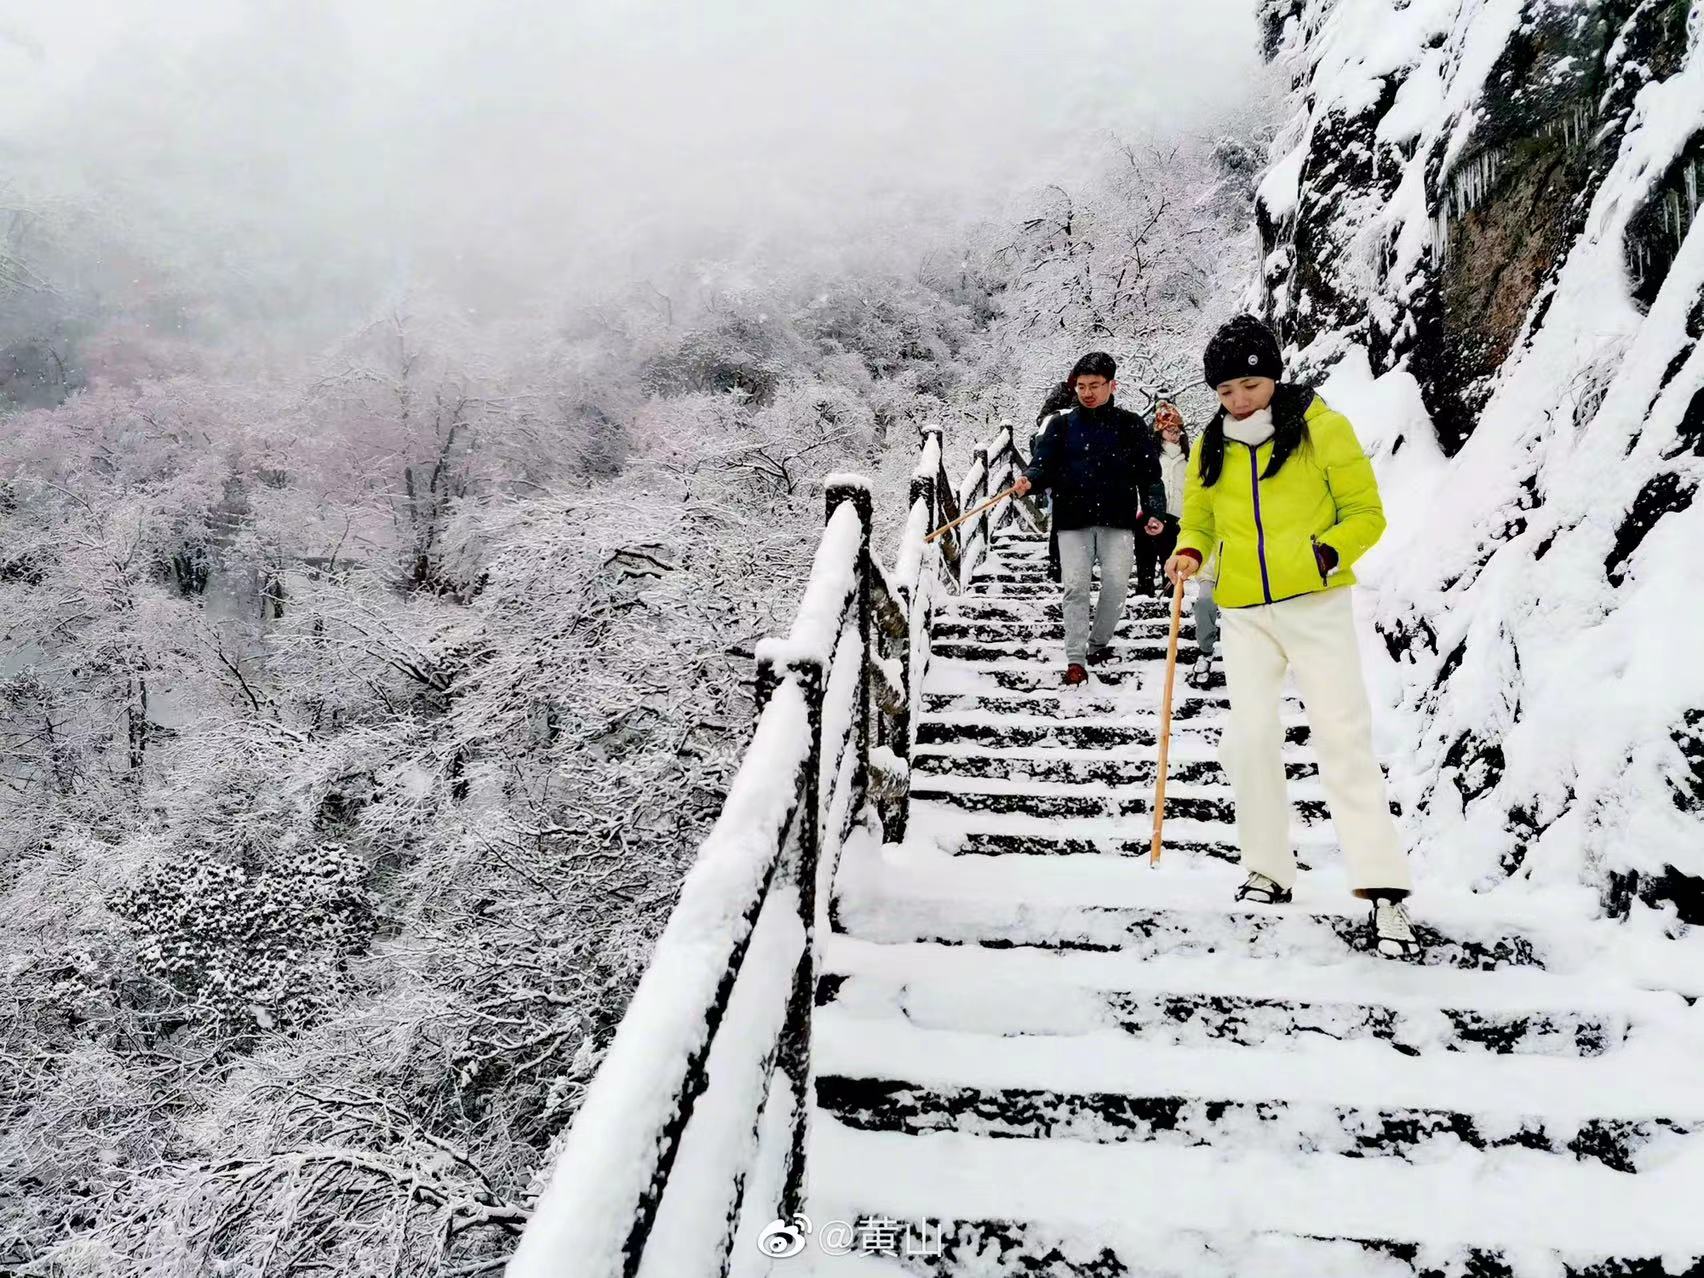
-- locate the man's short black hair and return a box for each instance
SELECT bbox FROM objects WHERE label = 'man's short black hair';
[1070,351,1117,383]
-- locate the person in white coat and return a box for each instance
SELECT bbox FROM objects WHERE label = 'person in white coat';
[1134,401,1188,595]
[1146,404,1221,685]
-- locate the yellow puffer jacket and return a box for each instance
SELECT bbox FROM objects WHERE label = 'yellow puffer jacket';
[1175,391,1386,609]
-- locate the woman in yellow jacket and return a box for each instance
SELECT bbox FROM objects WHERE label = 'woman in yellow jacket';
[1165,315,1420,959]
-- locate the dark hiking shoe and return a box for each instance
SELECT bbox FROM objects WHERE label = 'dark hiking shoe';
[1086,645,1114,666]
[1234,871,1292,905]
[1371,898,1424,960]
[1063,663,1088,686]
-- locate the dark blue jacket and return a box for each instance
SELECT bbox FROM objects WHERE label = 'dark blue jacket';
[1022,399,1167,533]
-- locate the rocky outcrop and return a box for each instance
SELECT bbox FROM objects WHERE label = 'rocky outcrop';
[1253,0,1704,923]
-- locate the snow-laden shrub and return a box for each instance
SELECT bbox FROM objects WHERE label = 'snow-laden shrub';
[114,842,373,1033]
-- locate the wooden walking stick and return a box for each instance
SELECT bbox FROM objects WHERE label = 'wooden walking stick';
[1150,573,1187,866]
[926,484,1021,543]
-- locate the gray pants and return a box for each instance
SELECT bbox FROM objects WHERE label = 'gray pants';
[1056,526,1135,664]
[1195,577,1220,659]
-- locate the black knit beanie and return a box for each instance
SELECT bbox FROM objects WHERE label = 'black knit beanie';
[1203,315,1283,387]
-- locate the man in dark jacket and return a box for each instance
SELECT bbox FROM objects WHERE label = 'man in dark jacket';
[1030,379,1079,585]
[1013,352,1167,684]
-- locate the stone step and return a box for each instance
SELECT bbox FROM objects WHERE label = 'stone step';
[920,686,1243,719]
[974,563,1172,586]
[941,596,1180,621]
[806,1115,1704,1274]
[960,590,1169,607]
[930,638,1202,665]
[972,559,1145,576]
[814,943,1644,1060]
[805,1198,1704,1278]
[933,617,1196,642]
[913,716,1311,749]
[815,1074,1696,1174]
[910,745,1318,787]
[909,778,1330,825]
[954,586,1179,610]
[944,830,1270,867]
[835,879,1543,972]
[904,794,1340,847]
[971,575,1176,596]
[812,983,1704,1170]
[902,806,1320,867]
[923,663,1149,691]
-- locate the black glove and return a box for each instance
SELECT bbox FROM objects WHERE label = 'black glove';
[1313,541,1339,577]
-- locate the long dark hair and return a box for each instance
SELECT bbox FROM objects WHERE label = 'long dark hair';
[1195,382,1315,487]
[1036,379,1077,425]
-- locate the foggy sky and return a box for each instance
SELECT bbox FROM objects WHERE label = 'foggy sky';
[0,1,1263,322]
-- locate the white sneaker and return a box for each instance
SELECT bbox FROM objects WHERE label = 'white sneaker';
[1371,898,1423,959]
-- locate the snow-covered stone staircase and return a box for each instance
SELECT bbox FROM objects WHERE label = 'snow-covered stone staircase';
[805,526,1704,1277]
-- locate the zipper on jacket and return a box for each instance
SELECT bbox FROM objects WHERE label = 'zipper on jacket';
[1249,446,1273,604]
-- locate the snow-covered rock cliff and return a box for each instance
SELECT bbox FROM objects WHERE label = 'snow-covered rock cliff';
[1255,0,1703,925]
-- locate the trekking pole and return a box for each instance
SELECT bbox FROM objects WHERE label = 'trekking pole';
[925,485,1020,543]
[1150,574,1187,866]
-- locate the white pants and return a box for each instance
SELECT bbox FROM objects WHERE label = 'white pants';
[1055,526,1135,664]
[1219,587,1411,896]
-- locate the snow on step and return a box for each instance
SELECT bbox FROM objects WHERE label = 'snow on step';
[907,750,1191,785]
[909,744,1317,789]
[817,935,1676,1059]
[809,937,1704,1120]
[811,999,1704,1171]
[938,598,1178,622]
[906,809,1323,868]
[907,775,1330,825]
[915,712,1312,749]
[921,688,1245,718]
[933,617,1188,639]
[932,638,1201,663]
[805,1122,1704,1276]
[834,833,1548,969]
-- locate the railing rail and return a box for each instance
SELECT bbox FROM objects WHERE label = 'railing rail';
[507,422,1029,1278]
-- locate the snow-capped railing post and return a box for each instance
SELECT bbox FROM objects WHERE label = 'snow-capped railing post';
[824,477,874,822]
[870,448,929,842]
[752,646,824,1229]
[964,444,990,582]
[910,427,938,528]
[991,419,1018,495]
[921,425,964,587]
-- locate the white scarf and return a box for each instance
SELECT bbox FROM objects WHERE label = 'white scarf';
[1158,438,1188,513]
[1223,406,1275,447]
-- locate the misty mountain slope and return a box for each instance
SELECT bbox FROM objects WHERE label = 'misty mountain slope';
[1254,0,1704,925]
